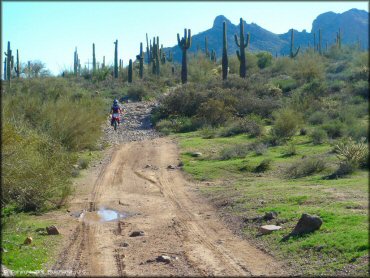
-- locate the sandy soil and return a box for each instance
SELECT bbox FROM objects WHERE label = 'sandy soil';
[50,101,288,276]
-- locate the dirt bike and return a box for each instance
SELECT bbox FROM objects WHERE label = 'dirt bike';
[111,113,120,131]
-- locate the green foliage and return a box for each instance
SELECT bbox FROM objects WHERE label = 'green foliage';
[198,99,233,126]
[254,158,272,173]
[293,52,325,83]
[322,120,345,139]
[334,138,368,168]
[285,156,327,178]
[127,84,148,101]
[256,51,273,69]
[310,128,328,145]
[220,144,249,160]
[271,108,303,140]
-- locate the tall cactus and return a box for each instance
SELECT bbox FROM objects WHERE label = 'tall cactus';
[27,61,31,78]
[289,29,300,58]
[114,40,118,78]
[151,37,160,76]
[222,21,228,80]
[146,33,150,65]
[313,33,316,52]
[92,43,96,73]
[234,18,250,78]
[160,44,166,64]
[336,28,341,49]
[73,47,78,76]
[14,49,20,78]
[128,59,133,83]
[4,41,12,81]
[3,57,6,80]
[177,28,192,84]
[318,29,322,55]
[211,49,216,63]
[136,42,144,79]
[205,36,210,58]
[102,56,105,68]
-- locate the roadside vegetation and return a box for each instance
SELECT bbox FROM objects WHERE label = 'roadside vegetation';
[152,46,369,276]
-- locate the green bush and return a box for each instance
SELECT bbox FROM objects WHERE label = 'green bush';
[285,156,327,178]
[219,144,249,160]
[293,52,325,83]
[322,120,345,139]
[282,143,297,157]
[127,84,148,101]
[198,99,232,127]
[249,142,267,156]
[254,159,272,173]
[271,108,303,140]
[310,128,328,145]
[308,111,327,125]
[256,52,273,69]
[200,126,217,139]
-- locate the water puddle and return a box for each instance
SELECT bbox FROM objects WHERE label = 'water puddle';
[97,207,127,222]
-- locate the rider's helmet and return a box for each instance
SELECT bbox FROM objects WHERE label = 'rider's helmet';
[113,99,118,105]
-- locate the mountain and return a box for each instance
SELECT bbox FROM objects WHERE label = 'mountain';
[161,8,368,62]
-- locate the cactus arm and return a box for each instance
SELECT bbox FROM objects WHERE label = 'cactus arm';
[177,33,181,45]
[234,34,240,47]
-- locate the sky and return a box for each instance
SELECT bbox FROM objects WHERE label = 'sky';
[2,1,368,75]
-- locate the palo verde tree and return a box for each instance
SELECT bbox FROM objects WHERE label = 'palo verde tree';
[290,29,300,58]
[177,28,192,84]
[222,21,228,80]
[234,18,250,78]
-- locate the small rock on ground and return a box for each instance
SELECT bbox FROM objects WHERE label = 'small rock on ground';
[290,213,322,236]
[1,264,13,277]
[156,255,171,263]
[46,225,60,235]
[259,225,282,235]
[129,231,145,237]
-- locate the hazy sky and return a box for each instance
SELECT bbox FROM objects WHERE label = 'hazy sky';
[2,1,368,75]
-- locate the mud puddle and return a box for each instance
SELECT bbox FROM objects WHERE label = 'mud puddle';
[74,207,129,223]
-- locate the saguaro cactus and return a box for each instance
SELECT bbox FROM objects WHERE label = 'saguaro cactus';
[313,33,316,52]
[4,41,12,81]
[128,59,133,83]
[146,33,150,65]
[114,40,118,78]
[136,42,144,79]
[27,61,31,78]
[211,49,217,63]
[205,36,210,58]
[14,49,20,78]
[289,29,300,58]
[102,56,105,68]
[3,57,7,80]
[92,43,96,73]
[318,29,322,55]
[151,37,160,76]
[177,28,192,84]
[73,47,78,76]
[234,18,250,78]
[222,21,228,80]
[336,28,341,49]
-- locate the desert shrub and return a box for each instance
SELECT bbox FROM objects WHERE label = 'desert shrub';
[299,128,307,136]
[282,143,297,157]
[308,111,327,125]
[322,120,345,139]
[219,144,249,160]
[273,77,298,93]
[352,80,369,99]
[271,108,303,140]
[188,53,215,82]
[78,158,89,169]
[293,52,325,83]
[197,99,233,126]
[254,159,272,173]
[301,79,328,98]
[249,142,267,156]
[2,122,74,212]
[200,126,217,139]
[270,57,294,75]
[285,156,326,178]
[155,117,199,134]
[327,161,356,179]
[346,123,368,142]
[256,51,273,69]
[219,115,264,137]
[334,137,368,167]
[310,128,328,145]
[127,85,148,101]
[155,119,173,135]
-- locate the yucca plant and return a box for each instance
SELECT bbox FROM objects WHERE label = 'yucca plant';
[334,137,367,166]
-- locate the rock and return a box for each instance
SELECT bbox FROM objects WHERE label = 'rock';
[156,255,171,263]
[0,247,8,253]
[289,213,322,236]
[177,161,184,167]
[24,236,33,245]
[120,242,129,247]
[167,165,176,169]
[259,225,282,235]
[73,164,79,169]
[46,225,60,235]
[145,164,152,168]
[1,264,13,277]
[263,211,278,221]
[129,231,145,237]
[190,152,202,157]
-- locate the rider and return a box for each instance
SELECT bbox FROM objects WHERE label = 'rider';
[110,99,122,126]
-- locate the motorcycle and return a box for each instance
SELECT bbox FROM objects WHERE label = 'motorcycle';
[111,113,120,131]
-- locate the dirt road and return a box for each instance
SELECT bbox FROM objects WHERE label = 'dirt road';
[52,101,287,276]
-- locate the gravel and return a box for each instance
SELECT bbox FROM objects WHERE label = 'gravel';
[103,100,161,145]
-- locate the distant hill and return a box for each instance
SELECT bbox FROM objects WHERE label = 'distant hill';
[159,8,368,62]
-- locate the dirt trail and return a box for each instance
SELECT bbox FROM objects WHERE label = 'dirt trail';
[52,101,287,276]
